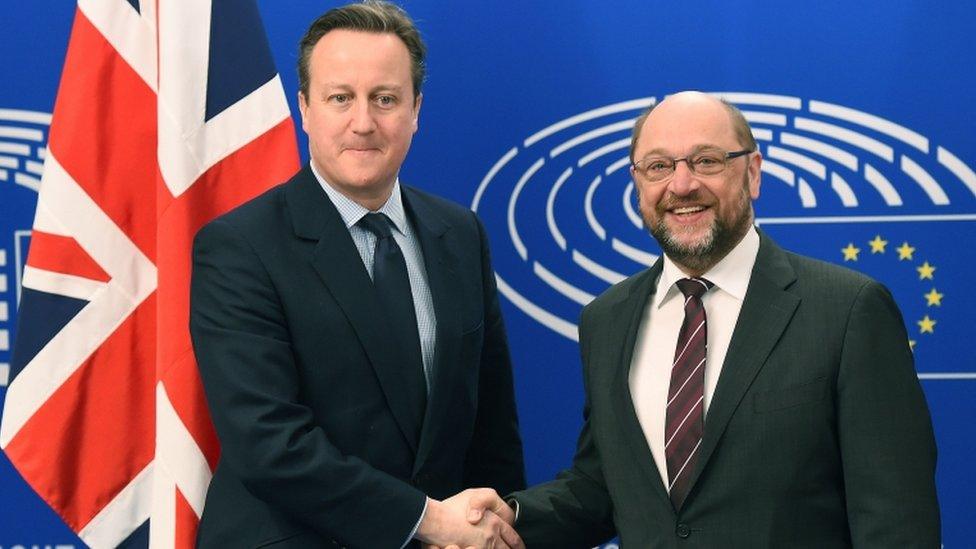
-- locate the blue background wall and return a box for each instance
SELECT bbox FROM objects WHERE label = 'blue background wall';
[1,1,973,547]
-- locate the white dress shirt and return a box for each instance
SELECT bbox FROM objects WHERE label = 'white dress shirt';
[629,226,760,491]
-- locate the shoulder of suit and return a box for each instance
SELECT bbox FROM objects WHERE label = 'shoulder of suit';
[583,267,654,317]
[213,179,289,220]
[401,183,485,239]
[780,248,879,296]
[402,183,473,215]
[196,178,292,244]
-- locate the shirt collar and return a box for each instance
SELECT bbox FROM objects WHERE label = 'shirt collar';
[310,162,408,235]
[653,225,760,308]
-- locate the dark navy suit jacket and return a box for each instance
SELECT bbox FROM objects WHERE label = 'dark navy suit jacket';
[190,165,525,548]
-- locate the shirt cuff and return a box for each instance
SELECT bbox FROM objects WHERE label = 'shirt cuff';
[506,497,520,523]
[404,496,429,548]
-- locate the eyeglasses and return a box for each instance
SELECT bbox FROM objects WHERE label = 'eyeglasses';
[632,149,753,183]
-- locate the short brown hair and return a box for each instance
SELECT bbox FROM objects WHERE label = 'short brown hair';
[722,99,758,152]
[629,96,757,162]
[297,1,426,99]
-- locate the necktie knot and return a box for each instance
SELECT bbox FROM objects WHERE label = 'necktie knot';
[675,277,713,300]
[359,212,394,239]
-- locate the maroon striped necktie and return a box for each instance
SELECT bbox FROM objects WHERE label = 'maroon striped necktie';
[665,277,714,510]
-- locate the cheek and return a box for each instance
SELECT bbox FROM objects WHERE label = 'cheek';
[306,109,344,138]
[636,188,665,221]
[387,119,416,148]
[716,186,748,217]
[639,186,664,210]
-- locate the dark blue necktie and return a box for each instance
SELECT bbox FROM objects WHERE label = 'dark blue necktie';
[358,213,427,423]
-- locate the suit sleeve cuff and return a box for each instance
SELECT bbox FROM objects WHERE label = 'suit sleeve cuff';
[404,496,429,548]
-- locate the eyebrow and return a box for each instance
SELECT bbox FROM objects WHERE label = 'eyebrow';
[320,82,405,93]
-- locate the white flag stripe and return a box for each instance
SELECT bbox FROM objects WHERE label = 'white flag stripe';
[157,0,210,152]
[78,0,157,92]
[31,184,72,237]
[156,383,213,518]
[159,74,292,197]
[78,462,154,549]
[149,456,177,549]
[21,266,107,301]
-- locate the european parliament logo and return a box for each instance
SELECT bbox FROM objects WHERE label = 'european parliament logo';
[472,92,975,379]
[0,108,47,389]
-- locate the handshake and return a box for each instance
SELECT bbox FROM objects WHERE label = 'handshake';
[415,488,523,549]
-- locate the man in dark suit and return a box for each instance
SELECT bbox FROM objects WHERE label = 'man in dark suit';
[454,91,940,548]
[189,3,525,548]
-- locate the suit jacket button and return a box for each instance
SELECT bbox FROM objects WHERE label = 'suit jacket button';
[675,523,691,538]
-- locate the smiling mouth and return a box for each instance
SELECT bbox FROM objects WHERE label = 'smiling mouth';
[671,205,707,215]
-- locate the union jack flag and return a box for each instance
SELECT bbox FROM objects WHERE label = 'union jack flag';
[0,1,298,547]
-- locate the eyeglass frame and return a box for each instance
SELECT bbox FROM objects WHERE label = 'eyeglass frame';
[631,148,754,183]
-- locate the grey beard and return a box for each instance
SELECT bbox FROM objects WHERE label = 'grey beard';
[648,200,753,275]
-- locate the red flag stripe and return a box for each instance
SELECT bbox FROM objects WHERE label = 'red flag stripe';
[48,9,157,261]
[24,231,111,282]
[4,295,157,530]
[175,488,199,549]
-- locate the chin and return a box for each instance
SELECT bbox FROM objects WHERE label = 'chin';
[338,169,381,187]
[650,219,716,258]
[352,174,380,187]
[672,236,715,257]
[668,223,711,244]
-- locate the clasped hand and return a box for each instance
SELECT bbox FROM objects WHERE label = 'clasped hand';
[416,488,523,549]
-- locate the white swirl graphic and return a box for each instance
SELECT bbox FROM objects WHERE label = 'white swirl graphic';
[0,107,50,386]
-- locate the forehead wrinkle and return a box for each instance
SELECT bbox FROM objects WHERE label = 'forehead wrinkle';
[316,81,406,93]
[639,143,728,158]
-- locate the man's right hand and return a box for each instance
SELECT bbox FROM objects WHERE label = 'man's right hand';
[416,492,523,549]
[446,488,515,526]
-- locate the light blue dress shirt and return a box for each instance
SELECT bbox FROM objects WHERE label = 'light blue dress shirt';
[310,164,435,546]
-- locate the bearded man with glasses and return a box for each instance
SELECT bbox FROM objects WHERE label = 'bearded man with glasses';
[449,91,940,549]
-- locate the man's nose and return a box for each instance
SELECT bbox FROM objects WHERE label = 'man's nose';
[350,101,377,134]
[667,159,700,196]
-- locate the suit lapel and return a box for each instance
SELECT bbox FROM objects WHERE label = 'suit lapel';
[401,188,462,475]
[607,262,674,504]
[286,167,424,454]
[687,230,799,493]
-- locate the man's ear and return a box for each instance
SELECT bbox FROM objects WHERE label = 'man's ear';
[298,91,309,132]
[748,150,762,200]
[412,93,423,133]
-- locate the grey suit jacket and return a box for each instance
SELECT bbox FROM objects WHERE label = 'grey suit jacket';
[512,230,939,548]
